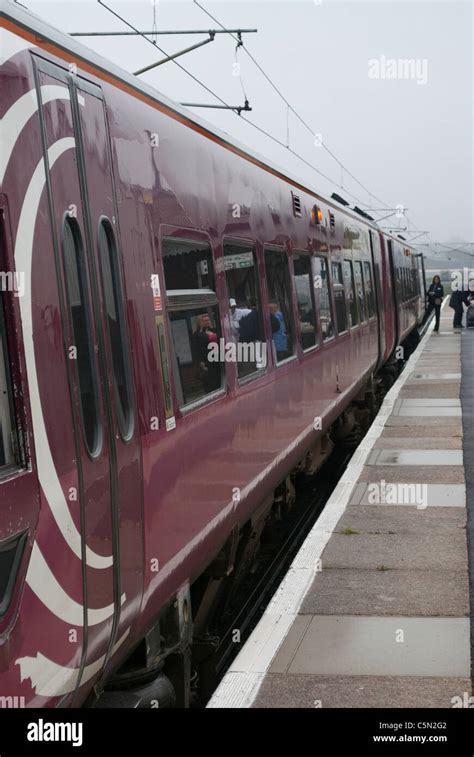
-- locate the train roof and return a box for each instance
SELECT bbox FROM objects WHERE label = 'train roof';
[0,0,414,250]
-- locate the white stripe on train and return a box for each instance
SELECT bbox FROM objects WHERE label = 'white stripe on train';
[14,138,113,569]
[16,629,130,698]
[27,543,125,626]
[0,85,84,184]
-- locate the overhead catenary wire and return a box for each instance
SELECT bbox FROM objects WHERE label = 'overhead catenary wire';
[151,0,158,44]
[95,0,463,251]
[192,0,395,215]
[95,0,379,210]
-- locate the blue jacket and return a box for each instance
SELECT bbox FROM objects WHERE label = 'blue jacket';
[273,311,288,352]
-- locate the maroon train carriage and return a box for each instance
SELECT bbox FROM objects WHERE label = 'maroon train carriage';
[0,0,426,707]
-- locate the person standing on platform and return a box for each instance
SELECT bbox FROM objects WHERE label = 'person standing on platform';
[229,298,252,344]
[194,314,221,393]
[450,288,470,329]
[426,275,444,332]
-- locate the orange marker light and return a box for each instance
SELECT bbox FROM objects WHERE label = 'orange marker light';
[311,205,323,225]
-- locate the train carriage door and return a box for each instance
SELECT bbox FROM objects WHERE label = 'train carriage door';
[34,57,142,700]
[415,253,427,321]
[70,78,143,685]
[34,58,116,702]
[369,230,385,367]
[386,238,401,349]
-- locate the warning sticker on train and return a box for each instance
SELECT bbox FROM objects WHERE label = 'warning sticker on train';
[151,273,162,311]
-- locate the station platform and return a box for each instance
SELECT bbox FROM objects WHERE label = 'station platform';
[208,306,474,708]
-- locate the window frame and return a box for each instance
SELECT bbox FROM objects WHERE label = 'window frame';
[313,253,335,343]
[363,259,376,319]
[293,250,319,353]
[61,212,103,459]
[263,244,297,367]
[162,235,226,413]
[0,203,31,477]
[343,258,359,329]
[223,236,268,385]
[0,294,19,472]
[331,259,349,336]
[354,259,368,324]
[97,215,135,443]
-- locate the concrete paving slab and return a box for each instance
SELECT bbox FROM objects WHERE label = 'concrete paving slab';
[366,449,463,466]
[383,417,463,433]
[400,385,460,399]
[283,616,470,677]
[380,423,463,438]
[415,357,461,363]
[253,674,471,708]
[396,399,461,407]
[358,465,465,484]
[414,367,461,374]
[374,437,463,449]
[323,507,466,570]
[421,353,460,358]
[414,367,461,375]
[416,357,461,363]
[410,373,462,379]
[349,482,466,507]
[395,407,462,417]
[300,568,469,617]
[269,616,312,674]
[334,504,466,532]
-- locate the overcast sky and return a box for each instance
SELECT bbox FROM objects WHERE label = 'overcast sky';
[25,0,473,248]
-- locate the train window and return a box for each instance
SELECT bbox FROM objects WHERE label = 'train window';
[374,261,383,313]
[395,267,402,302]
[331,262,348,334]
[314,256,334,340]
[343,260,358,327]
[163,239,223,408]
[62,215,101,456]
[264,248,295,363]
[0,306,16,468]
[416,266,421,296]
[294,254,318,350]
[98,218,134,440]
[354,261,367,322]
[163,239,215,290]
[224,242,266,378]
[0,219,20,469]
[155,314,174,424]
[363,262,376,317]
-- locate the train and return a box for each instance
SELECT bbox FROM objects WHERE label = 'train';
[0,0,427,707]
